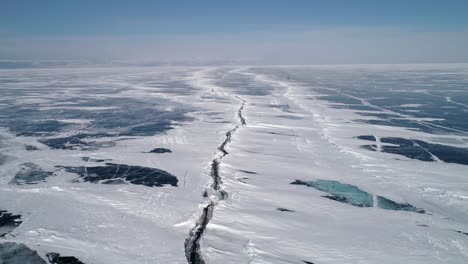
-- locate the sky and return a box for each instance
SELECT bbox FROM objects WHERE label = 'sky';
[1,0,468,64]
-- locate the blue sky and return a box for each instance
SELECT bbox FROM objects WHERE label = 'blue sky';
[1,0,468,64]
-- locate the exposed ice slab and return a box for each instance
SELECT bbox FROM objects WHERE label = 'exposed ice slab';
[356,135,377,142]
[291,179,373,207]
[0,242,46,264]
[148,148,172,154]
[359,136,468,165]
[0,210,22,237]
[62,163,178,187]
[292,180,425,214]
[10,163,51,185]
[376,196,425,214]
[47,252,85,264]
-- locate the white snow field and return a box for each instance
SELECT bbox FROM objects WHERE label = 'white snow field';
[0,65,467,264]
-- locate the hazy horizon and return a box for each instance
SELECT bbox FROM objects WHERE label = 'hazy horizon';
[2,0,468,65]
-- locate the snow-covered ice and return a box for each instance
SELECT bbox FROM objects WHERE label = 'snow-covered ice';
[1,65,468,263]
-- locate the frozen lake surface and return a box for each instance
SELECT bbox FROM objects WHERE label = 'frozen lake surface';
[1,65,467,263]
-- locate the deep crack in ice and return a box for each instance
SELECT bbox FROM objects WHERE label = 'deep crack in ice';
[185,74,247,264]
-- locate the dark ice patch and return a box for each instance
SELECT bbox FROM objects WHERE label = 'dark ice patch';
[361,137,468,165]
[355,119,396,127]
[414,139,468,165]
[237,177,250,183]
[0,97,192,140]
[148,148,172,154]
[357,112,400,119]
[356,135,376,142]
[0,243,46,264]
[81,157,108,163]
[380,137,434,161]
[269,104,293,113]
[238,170,257,175]
[25,145,39,151]
[208,120,231,124]
[454,230,468,236]
[291,180,373,207]
[0,210,22,237]
[277,208,294,212]
[40,134,115,150]
[264,131,295,137]
[129,122,175,136]
[377,196,425,214]
[47,252,85,264]
[200,111,223,116]
[275,115,303,120]
[10,163,51,185]
[360,144,378,151]
[14,120,72,137]
[40,135,93,150]
[62,163,178,187]
[355,119,440,134]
